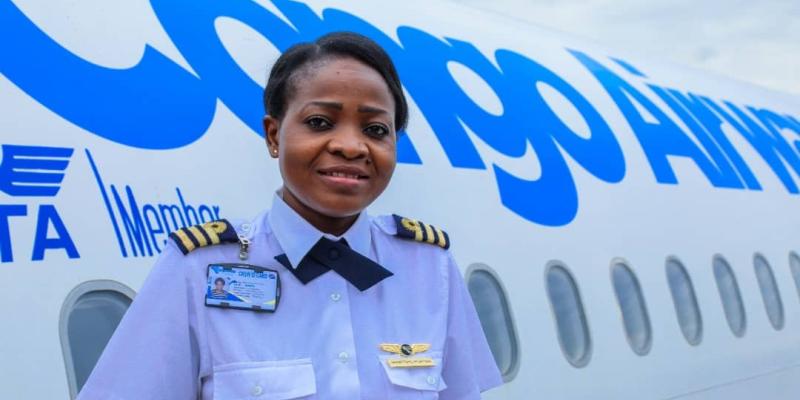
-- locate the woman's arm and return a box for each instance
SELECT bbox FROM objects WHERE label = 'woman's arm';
[440,251,504,399]
[77,242,202,400]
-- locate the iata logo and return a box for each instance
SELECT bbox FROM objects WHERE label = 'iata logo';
[0,144,78,262]
[0,144,225,262]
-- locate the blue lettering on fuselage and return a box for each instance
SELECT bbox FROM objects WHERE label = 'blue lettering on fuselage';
[1,145,223,262]
[0,145,78,262]
[1,0,799,226]
[85,150,222,258]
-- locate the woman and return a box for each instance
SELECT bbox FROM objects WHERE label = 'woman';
[78,31,502,399]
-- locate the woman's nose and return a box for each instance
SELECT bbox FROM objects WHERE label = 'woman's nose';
[328,126,368,160]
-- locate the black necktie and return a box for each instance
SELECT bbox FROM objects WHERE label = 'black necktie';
[274,237,393,291]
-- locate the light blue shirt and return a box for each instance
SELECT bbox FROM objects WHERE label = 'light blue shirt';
[78,193,503,399]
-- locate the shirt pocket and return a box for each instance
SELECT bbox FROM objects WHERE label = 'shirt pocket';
[212,358,317,400]
[378,351,447,399]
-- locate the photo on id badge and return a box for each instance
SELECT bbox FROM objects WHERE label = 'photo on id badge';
[205,264,281,312]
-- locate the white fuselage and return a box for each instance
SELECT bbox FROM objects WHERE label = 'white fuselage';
[1,0,799,399]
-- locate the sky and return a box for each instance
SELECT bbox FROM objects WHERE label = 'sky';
[457,0,800,95]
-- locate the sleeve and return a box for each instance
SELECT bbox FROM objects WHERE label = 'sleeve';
[440,252,504,399]
[76,242,202,400]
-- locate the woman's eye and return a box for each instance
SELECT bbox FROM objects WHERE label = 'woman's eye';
[305,116,332,130]
[364,124,390,138]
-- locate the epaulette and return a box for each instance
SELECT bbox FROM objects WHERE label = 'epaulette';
[169,219,240,255]
[392,214,450,250]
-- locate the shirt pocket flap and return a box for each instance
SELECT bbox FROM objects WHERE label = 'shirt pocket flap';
[378,352,447,391]
[213,358,317,400]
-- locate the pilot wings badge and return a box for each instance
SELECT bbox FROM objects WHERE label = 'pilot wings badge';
[379,343,435,368]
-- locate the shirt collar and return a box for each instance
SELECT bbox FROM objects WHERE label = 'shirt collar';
[267,192,372,269]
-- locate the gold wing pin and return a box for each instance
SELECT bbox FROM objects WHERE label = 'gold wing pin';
[410,344,430,355]
[379,344,402,354]
[379,343,431,356]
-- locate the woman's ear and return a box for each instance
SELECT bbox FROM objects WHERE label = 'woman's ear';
[263,115,280,158]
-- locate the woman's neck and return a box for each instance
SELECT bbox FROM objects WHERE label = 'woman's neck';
[280,187,359,237]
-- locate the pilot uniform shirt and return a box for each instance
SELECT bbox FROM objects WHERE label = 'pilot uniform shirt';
[78,193,503,400]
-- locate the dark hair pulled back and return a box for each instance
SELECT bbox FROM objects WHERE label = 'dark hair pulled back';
[263,31,408,132]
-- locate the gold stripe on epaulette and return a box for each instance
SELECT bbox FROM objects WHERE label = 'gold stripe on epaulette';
[434,226,447,248]
[401,218,424,242]
[187,226,208,247]
[202,220,228,244]
[394,214,450,250]
[173,229,195,253]
[169,218,239,255]
[423,223,435,244]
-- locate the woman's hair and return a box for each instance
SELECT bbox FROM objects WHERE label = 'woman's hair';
[263,31,408,132]
[214,277,225,285]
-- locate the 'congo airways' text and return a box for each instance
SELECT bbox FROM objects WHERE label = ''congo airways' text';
[1,0,799,226]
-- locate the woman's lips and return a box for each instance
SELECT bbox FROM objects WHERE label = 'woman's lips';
[317,166,370,189]
[319,171,366,180]
[317,166,369,178]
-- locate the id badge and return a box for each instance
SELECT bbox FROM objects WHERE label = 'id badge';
[205,263,281,312]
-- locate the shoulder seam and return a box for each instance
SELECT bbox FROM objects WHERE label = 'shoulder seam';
[372,214,397,235]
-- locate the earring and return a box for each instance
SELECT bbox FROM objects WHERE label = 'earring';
[272,148,278,155]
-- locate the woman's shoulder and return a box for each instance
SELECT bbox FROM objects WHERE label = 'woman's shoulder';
[371,214,451,252]
[167,218,246,255]
[371,214,457,290]
[163,212,266,260]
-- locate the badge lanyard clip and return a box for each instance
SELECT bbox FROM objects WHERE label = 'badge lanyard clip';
[238,234,251,260]
[236,216,264,261]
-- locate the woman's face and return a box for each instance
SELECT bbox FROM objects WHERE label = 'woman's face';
[264,57,397,222]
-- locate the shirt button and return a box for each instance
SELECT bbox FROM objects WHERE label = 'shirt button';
[251,385,263,396]
[240,223,251,232]
[338,351,349,363]
[330,293,341,302]
[427,376,438,385]
[328,247,340,260]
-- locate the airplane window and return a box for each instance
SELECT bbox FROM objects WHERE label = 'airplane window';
[790,252,800,301]
[753,254,784,330]
[60,281,135,399]
[713,256,746,337]
[611,261,652,355]
[545,262,592,367]
[666,258,703,345]
[466,264,520,381]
